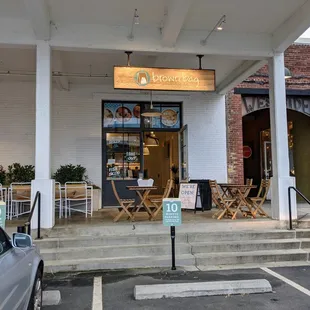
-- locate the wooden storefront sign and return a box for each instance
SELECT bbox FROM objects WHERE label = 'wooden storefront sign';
[114,66,215,92]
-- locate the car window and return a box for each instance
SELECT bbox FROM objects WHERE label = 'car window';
[0,228,12,256]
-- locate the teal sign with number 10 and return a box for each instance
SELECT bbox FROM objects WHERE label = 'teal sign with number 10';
[163,198,182,227]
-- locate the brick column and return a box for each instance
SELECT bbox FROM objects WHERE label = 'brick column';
[226,91,244,184]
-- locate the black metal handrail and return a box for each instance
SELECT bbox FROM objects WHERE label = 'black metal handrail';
[18,191,41,239]
[288,186,310,230]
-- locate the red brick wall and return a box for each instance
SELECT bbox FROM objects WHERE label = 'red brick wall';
[226,91,244,184]
[226,43,310,184]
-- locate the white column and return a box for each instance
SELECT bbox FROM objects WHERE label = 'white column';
[31,41,55,229]
[269,53,296,221]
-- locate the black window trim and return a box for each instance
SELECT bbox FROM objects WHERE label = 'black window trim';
[0,227,13,257]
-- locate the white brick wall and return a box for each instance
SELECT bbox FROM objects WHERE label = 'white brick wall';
[0,82,227,185]
[184,93,228,182]
[0,82,35,167]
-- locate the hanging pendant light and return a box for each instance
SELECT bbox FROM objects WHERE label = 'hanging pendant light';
[143,142,150,155]
[285,67,292,79]
[141,91,162,117]
[145,132,159,146]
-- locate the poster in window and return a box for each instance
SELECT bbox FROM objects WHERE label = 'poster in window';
[103,102,140,128]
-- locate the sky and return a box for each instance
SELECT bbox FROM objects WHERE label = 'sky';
[300,28,310,38]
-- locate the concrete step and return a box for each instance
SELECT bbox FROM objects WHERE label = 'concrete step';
[35,234,188,249]
[192,239,301,254]
[46,220,283,238]
[44,254,196,273]
[195,249,308,266]
[296,230,310,238]
[36,229,297,250]
[40,243,191,260]
[187,230,296,243]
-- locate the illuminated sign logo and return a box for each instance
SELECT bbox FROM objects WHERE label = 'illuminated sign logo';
[134,70,151,86]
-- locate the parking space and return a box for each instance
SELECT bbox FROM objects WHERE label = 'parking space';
[270,266,310,292]
[44,275,94,310]
[43,266,310,310]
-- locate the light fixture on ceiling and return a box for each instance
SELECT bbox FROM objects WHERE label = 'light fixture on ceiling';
[216,15,226,31]
[145,132,159,147]
[285,67,292,79]
[134,9,140,25]
[143,142,150,155]
[141,91,162,117]
[128,9,139,41]
[201,14,226,46]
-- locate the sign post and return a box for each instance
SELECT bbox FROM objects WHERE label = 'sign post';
[163,198,182,270]
[0,201,6,230]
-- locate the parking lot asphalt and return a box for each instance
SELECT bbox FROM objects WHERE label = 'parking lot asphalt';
[44,266,310,310]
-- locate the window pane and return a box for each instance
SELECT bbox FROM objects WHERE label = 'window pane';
[0,229,11,256]
[143,104,181,129]
[106,133,124,179]
[106,133,141,180]
[122,103,140,128]
[103,103,140,128]
[124,134,140,179]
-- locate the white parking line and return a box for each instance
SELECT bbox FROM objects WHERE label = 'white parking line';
[92,277,103,310]
[261,267,310,297]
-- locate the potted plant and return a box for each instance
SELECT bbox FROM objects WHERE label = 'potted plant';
[7,163,35,183]
[53,164,102,211]
[53,164,88,185]
[0,165,6,185]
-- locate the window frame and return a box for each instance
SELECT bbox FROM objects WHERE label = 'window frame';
[0,228,12,257]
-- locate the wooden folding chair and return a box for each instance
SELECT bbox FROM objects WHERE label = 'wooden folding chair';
[209,180,237,220]
[244,178,253,197]
[111,181,135,222]
[245,179,270,217]
[148,179,172,200]
[149,179,173,220]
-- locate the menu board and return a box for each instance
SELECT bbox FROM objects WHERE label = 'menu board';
[179,183,198,210]
[104,102,141,128]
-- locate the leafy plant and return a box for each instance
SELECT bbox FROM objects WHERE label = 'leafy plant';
[0,165,6,185]
[7,163,35,183]
[53,164,88,185]
[170,164,179,185]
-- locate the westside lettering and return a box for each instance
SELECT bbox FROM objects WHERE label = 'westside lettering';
[242,96,310,117]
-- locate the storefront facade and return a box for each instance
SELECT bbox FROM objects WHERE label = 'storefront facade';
[227,44,310,199]
[0,0,309,228]
[0,81,228,207]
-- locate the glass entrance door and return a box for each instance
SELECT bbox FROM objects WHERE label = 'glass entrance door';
[260,121,295,180]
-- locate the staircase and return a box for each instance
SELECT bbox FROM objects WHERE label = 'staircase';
[35,227,310,273]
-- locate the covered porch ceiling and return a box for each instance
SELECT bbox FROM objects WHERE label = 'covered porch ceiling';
[0,0,310,93]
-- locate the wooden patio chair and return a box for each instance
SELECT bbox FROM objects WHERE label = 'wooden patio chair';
[209,180,237,220]
[244,179,270,217]
[148,178,172,200]
[244,178,253,197]
[149,179,173,220]
[65,182,92,218]
[111,180,135,222]
[9,183,31,220]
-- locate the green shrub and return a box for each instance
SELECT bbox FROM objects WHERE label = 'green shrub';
[53,164,88,185]
[0,165,6,185]
[7,163,35,183]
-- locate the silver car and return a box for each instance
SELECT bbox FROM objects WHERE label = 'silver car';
[0,227,44,310]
